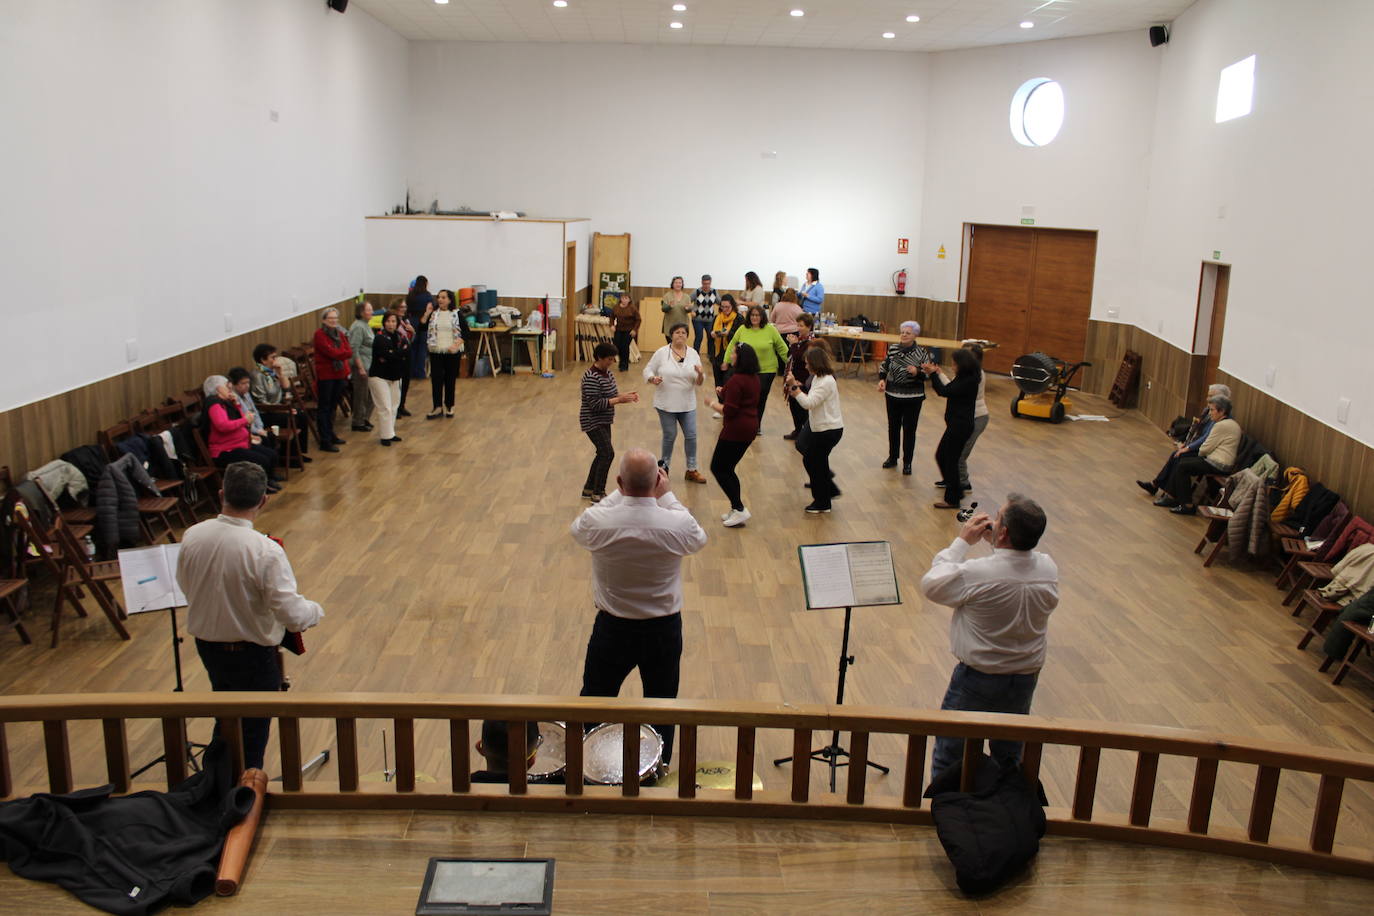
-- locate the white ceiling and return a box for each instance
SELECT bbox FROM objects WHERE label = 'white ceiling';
[349,0,1195,53]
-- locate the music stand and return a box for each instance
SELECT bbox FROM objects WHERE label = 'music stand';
[774,541,901,792]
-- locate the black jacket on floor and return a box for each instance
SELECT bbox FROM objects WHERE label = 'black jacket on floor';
[0,741,254,915]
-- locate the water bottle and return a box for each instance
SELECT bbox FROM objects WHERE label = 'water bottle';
[83,536,96,560]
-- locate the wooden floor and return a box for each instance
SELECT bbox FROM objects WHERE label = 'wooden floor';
[2,364,1373,910]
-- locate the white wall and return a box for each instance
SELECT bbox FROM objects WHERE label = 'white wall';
[364,217,569,298]
[406,42,929,296]
[0,0,408,411]
[915,31,1161,320]
[1137,0,1374,444]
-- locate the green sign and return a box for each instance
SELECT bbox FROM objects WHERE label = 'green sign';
[1020,218,1035,225]
[1212,250,1221,260]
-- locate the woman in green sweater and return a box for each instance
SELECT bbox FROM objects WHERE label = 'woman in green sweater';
[723,304,790,434]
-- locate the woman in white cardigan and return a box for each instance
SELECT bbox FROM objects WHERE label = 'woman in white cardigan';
[643,322,707,484]
[787,345,844,514]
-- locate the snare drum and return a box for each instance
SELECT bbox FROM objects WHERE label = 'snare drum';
[583,723,663,785]
[527,721,566,782]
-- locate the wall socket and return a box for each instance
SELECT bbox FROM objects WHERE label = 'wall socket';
[291,296,300,312]
[1264,366,1277,388]
[1337,397,1351,424]
[1156,320,1164,334]
[223,313,234,333]
[125,339,138,363]
[1106,307,1119,319]
[1145,380,1152,390]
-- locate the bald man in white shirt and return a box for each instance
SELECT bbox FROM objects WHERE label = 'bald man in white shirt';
[571,448,707,764]
[920,493,1059,779]
[178,462,324,770]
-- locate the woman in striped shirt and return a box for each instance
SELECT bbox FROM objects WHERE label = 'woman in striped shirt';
[580,342,639,501]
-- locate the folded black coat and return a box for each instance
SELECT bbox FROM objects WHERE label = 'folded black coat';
[1289,483,1340,536]
[0,741,253,916]
[926,753,1048,896]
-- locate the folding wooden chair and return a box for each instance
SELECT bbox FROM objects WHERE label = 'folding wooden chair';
[97,419,191,528]
[1282,517,1374,607]
[0,579,30,645]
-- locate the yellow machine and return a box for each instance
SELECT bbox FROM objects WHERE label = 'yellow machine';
[1010,352,1092,424]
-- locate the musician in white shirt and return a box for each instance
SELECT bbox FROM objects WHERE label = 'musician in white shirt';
[178,462,324,769]
[920,494,1059,779]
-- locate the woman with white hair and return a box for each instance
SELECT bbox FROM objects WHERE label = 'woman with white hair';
[876,320,931,475]
[1136,383,1233,498]
[200,375,281,492]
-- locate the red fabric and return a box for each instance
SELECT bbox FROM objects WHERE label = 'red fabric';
[1326,516,1374,563]
[207,402,251,458]
[719,373,759,442]
[312,328,354,381]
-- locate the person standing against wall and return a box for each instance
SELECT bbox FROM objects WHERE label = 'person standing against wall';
[799,267,825,315]
[347,301,375,434]
[422,289,464,420]
[404,276,434,382]
[691,274,720,355]
[311,307,352,452]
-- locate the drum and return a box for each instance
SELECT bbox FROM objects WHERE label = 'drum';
[527,721,566,781]
[583,723,663,785]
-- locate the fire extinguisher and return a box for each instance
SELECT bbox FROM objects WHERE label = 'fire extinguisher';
[893,268,908,296]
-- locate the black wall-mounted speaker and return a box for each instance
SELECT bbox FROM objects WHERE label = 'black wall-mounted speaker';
[1149,25,1169,47]
[327,0,349,12]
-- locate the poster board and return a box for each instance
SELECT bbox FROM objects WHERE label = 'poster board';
[797,541,899,610]
[598,272,629,311]
[591,232,630,309]
[118,544,186,613]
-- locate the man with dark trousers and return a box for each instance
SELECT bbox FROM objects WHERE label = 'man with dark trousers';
[178,461,324,770]
[570,449,707,765]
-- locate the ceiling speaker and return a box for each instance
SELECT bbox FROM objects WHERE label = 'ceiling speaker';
[1149,25,1169,47]
[327,0,348,12]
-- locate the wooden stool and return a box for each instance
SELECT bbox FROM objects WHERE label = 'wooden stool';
[1295,590,1344,650]
[1325,621,1374,686]
[1193,507,1232,567]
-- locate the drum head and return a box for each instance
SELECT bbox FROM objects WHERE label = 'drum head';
[527,721,566,777]
[583,723,663,785]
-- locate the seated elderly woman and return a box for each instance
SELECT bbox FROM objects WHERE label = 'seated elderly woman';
[1154,394,1240,515]
[1136,383,1231,498]
[201,375,283,493]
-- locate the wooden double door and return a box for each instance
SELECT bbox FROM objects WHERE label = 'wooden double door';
[963,224,1097,375]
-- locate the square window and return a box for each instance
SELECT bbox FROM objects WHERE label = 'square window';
[1216,55,1256,123]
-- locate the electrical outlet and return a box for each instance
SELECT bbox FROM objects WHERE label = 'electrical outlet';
[1106,307,1119,319]
[1157,320,1164,334]
[1337,397,1351,424]
[1264,366,1277,388]
[291,296,300,312]
[269,109,279,122]
[125,339,137,363]
[223,313,233,333]
[1145,380,1152,390]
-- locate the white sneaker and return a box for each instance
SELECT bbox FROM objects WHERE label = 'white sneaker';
[712,411,722,419]
[723,508,751,527]
[721,511,733,522]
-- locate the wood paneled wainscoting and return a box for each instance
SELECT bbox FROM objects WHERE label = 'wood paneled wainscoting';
[2,693,1373,879]
[1082,319,1201,432]
[0,301,354,477]
[630,288,964,342]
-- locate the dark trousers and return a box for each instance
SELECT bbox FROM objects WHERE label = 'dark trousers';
[430,353,460,409]
[935,421,973,505]
[315,378,346,445]
[756,372,775,429]
[583,425,614,494]
[1151,450,1191,489]
[787,394,807,436]
[399,374,411,410]
[710,438,752,511]
[931,662,1039,780]
[613,330,633,372]
[691,318,710,354]
[884,395,924,464]
[409,337,428,379]
[803,427,844,508]
[350,371,373,429]
[214,445,279,481]
[580,610,683,764]
[195,638,282,771]
[1166,455,1216,504]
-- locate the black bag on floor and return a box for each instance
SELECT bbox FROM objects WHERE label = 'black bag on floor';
[925,753,1047,895]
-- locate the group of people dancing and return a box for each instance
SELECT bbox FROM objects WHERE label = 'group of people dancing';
[580,278,991,525]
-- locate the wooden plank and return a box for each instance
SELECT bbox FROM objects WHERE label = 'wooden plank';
[959,738,982,791]
[0,723,10,798]
[676,724,697,800]
[43,720,73,794]
[280,717,303,793]
[1073,746,1100,821]
[790,729,811,803]
[507,720,528,795]
[336,718,358,792]
[621,722,640,798]
[1188,757,1219,834]
[1129,751,1158,827]
[901,734,926,808]
[734,726,756,801]
[1309,774,1344,854]
[394,718,415,793]
[564,722,584,796]
[1022,741,1043,787]
[160,717,187,789]
[1247,764,1281,843]
[222,716,245,778]
[101,718,130,794]
[449,720,470,794]
[846,732,869,805]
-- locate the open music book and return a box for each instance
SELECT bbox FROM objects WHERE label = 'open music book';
[118,544,185,613]
[798,541,900,610]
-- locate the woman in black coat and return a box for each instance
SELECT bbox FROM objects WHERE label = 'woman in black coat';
[922,347,982,510]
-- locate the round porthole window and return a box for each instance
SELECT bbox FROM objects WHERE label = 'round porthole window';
[1010,78,1065,147]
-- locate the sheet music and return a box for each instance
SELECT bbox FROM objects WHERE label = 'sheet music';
[118,544,185,613]
[846,542,899,606]
[798,541,901,610]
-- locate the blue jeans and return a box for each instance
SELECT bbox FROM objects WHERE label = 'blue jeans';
[656,408,698,471]
[931,662,1039,780]
[691,318,711,354]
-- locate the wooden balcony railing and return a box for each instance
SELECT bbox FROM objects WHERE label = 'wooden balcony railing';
[1,693,1372,878]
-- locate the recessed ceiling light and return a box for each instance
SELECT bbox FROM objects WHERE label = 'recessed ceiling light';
[907,15,920,23]
[790,9,804,17]
[553,0,568,7]
[882,32,895,39]
[672,3,687,10]
[670,21,683,29]
[435,0,449,5]
[1020,20,1034,29]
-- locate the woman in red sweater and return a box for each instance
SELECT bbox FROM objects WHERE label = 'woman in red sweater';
[312,307,353,452]
[706,343,760,528]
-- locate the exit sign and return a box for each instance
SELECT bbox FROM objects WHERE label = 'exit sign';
[1020,218,1035,225]
[1212,250,1221,260]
